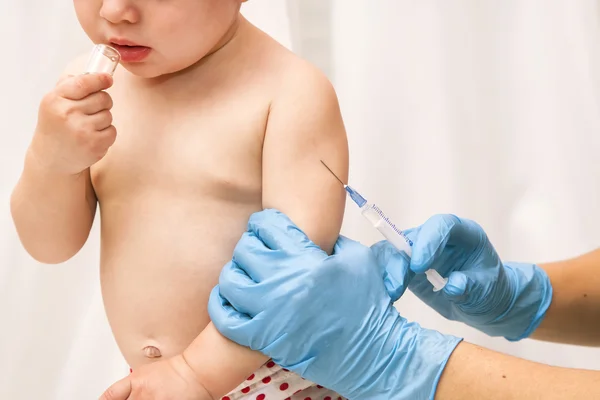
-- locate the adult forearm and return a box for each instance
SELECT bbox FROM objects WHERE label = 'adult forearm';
[436,342,600,400]
[10,148,96,264]
[531,249,600,346]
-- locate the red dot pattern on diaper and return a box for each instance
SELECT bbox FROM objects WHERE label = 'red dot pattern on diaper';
[219,361,346,400]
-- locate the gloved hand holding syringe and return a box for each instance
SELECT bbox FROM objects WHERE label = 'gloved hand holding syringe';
[320,160,448,291]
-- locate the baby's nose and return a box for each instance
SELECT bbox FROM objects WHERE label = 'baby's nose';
[100,0,140,25]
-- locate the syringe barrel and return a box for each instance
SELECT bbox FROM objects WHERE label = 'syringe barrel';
[374,218,412,256]
[361,204,412,257]
[360,203,447,291]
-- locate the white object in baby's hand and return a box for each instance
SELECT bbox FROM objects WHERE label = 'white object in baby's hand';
[85,44,121,75]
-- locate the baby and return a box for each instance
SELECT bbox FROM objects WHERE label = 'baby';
[10,1,348,399]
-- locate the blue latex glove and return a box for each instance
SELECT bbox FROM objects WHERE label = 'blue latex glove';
[374,214,553,341]
[208,209,462,400]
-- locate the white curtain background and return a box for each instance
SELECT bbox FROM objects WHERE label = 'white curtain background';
[1,1,599,398]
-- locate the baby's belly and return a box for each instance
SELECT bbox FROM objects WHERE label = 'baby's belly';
[99,194,260,368]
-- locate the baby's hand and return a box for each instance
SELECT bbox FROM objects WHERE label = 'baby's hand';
[30,73,116,175]
[99,355,214,400]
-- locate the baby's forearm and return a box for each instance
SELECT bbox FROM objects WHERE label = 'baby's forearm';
[11,148,97,264]
[183,322,268,398]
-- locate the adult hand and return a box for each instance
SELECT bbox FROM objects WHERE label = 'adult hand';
[98,355,211,400]
[209,209,461,400]
[376,214,553,340]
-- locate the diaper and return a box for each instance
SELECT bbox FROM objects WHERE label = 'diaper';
[222,360,344,400]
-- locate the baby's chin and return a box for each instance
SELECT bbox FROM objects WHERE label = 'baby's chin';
[118,62,171,79]
[119,58,205,80]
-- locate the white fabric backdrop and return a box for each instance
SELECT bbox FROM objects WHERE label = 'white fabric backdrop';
[1,1,599,398]
[330,0,600,370]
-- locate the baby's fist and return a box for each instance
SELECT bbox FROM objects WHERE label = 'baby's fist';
[31,73,116,175]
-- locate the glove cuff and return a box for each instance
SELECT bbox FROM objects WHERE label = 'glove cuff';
[502,262,553,341]
[368,321,463,400]
[428,335,463,400]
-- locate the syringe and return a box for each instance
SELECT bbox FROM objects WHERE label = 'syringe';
[321,161,447,292]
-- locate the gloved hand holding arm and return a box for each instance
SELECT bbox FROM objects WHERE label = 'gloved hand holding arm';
[209,209,462,400]
[209,210,600,399]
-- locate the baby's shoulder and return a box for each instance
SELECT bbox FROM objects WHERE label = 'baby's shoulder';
[248,26,337,101]
[253,36,344,142]
[258,45,338,112]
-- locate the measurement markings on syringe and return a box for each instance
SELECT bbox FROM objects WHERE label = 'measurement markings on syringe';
[370,205,414,246]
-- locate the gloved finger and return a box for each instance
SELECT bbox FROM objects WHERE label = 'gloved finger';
[233,231,279,282]
[372,240,414,302]
[443,271,468,298]
[248,209,323,254]
[400,226,419,244]
[442,271,483,307]
[218,260,264,316]
[333,235,382,276]
[333,235,369,257]
[208,286,254,348]
[410,214,462,273]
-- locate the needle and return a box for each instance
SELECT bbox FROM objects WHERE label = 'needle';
[320,160,346,187]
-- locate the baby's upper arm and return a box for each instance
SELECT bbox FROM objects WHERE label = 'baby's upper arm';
[262,62,349,254]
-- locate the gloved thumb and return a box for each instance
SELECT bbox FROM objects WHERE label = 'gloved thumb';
[333,234,362,254]
[207,286,254,348]
[442,271,473,302]
[371,240,414,302]
[411,214,461,273]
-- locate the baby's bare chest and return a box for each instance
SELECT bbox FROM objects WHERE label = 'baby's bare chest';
[91,92,269,204]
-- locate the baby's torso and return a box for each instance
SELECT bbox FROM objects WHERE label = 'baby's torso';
[88,31,344,399]
[92,66,268,368]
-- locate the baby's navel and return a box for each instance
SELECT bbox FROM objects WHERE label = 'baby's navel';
[143,345,162,358]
